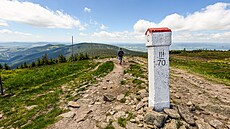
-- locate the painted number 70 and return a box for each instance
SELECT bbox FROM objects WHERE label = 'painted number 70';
[157,60,166,66]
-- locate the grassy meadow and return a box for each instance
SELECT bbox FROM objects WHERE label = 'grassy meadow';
[170,50,230,86]
[0,60,114,129]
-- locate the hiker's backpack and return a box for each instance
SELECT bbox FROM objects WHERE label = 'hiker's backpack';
[118,51,124,57]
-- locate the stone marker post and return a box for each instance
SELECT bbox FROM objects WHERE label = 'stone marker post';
[145,28,172,111]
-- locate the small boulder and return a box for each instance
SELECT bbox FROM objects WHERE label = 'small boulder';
[144,110,168,128]
[136,115,144,121]
[195,118,213,129]
[175,94,181,99]
[163,119,177,129]
[60,111,76,118]
[103,94,115,102]
[68,101,80,108]
[0,114,3,119]
[117,94,125,101]
[208,119,223,129]
[186,101,193,106]
[178,105,195,125]
[163,108,180,119]
[136,101,145,111]
[130,119,136,123]
[102,87,107,90]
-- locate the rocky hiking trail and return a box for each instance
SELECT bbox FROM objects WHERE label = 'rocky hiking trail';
[48,57,230,129]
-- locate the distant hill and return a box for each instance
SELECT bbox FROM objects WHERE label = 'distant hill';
[0,43,146,68]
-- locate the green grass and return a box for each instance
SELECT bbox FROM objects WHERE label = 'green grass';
[117,117,127,127]
[117,112,134,127]
[170,51,230,86]
[0,60,114,129]
[104,125,115,129]
[132,78,144,85]
[124,64,147,79]
[120,80,126,85]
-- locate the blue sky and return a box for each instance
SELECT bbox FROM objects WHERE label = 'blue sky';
[0,0,230,43]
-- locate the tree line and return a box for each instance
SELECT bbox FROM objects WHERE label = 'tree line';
[0,53,90,70]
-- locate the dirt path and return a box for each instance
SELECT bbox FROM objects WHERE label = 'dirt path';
[170,67,230,127]
[48,57,230,129]
[48,58,133,129]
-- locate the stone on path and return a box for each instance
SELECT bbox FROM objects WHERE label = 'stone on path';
[178,105,195,125]
[163,108,180,119]
[186,101,193,106]
[102,87,107,90]
[144,110,168,128]
[117,94,125,101]
[74,109,92,122]
[68,101,80,108]
[60,111,76,118]
[103,94,115,102]
[136,101,145,111]
[195,118,214,129]
[163,119,177,129]
[208,119,223,129]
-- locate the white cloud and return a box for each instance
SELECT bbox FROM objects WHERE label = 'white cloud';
[79,32,88,36]
[93,31,130,38]
[0,19,8,27]
[0,29,32,36]
[134,2,230,33]
[100,24,108,30]
[133,19,157,33]
[173,31,230,42]
[0,0,85,29]
[84,7,91,13]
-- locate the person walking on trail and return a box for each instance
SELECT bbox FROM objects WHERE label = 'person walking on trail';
[118,48,124,65]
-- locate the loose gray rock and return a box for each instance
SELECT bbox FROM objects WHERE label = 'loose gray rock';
[136,115,144,122]
[178,105,195,125]
[117,94,125,101]
[144,110,168,128]
[74,109,92,122]
[163,119,177,129]
[103,94,115,102]
[208,119,223,129]
[138,89,148,98]
[187,101,193,106]
[68,101,80,108]
[130,119,136,123]
[175,94,181,99]
[136,101,145,111]
[113,111,126,120]
[195,118,214,129]
[163,108,180,119]
[60,111,76,118]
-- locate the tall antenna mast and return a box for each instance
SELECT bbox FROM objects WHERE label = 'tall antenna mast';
[72,36,74,64]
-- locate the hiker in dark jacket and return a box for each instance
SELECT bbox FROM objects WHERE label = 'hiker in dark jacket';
[118,48,124,65]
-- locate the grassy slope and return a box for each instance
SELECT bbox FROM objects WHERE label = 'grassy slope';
[0,60,114,129]
[170,51,230,86]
